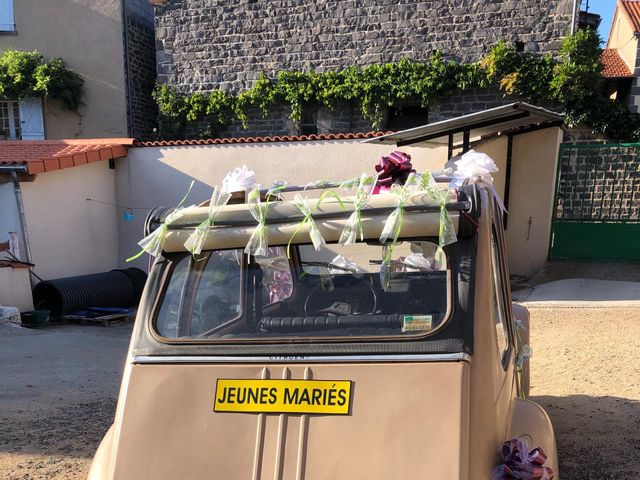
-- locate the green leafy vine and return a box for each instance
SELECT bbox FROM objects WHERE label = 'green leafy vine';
[0,50,84,111]
[154,29,640,141]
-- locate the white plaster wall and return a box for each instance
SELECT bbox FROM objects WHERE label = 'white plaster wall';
[116,133,561,278]
[0,267,33,311]
[505,128,563,278]
[607,10,638,71]
[0,181,33,310]
[474,136,508,198]
[20,162,119,280]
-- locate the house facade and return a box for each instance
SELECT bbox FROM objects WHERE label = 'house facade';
[0,139,132,310]
[151,0,578,137]
[603,0,640,112]
[0,0,156,140]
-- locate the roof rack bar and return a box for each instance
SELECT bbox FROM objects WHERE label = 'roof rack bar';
[167,201,471,229]
[258,177,454,195]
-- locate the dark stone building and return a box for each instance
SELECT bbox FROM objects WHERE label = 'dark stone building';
[124,0,158,140]
[151,0,578,137]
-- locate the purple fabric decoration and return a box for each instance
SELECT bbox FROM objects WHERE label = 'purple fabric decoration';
[491,438,554,480]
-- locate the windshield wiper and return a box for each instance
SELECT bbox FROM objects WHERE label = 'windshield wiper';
[301,261,357,273]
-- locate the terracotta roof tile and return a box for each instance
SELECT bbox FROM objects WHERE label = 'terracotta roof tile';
[0,138,133,174]
[620,0,640,32]
[601,49,633,78]
[134,131,392,147]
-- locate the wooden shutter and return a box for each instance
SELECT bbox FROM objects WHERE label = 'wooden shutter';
[0,0,14,31]
[19,98,45,140]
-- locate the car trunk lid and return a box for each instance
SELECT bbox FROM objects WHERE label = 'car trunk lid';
[111,360,470,480]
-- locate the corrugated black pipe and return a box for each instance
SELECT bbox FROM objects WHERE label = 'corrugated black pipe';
[33,268,147,315]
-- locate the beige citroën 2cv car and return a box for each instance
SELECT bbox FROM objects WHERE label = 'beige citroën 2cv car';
[89,172,557,479]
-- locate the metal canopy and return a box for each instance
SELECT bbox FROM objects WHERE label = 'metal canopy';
[363,103,564,151]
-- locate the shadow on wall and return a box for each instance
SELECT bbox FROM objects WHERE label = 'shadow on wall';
[116,154,219,270]
[531,395,640,479]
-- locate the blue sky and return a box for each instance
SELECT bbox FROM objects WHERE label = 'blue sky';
[585,0,617,41]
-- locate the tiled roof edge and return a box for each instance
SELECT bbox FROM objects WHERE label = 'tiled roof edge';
[132,131,393,147]
[601,49,634,78]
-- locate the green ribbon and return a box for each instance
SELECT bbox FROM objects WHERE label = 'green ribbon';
[126,180,195,262]
[244,187,270,257]
[316,188,346,210]
[379,174,417,258]
[265,181,287,201]
[419,172,457,267]
[184,186,231,256]
[287,193,325,256]
[340,173,375,245]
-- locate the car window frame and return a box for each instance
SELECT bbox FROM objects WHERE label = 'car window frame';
[153,250,247,339]
[149,237,455,345]
[490,200,515,369]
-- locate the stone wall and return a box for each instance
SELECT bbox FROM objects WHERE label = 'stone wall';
[154,0,576,137]
[429,86,522,123]
[181,103,375,138]
[124,0,157,140]
[556,144,640,222]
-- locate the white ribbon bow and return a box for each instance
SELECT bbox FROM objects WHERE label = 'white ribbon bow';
[449,150,507,212]
[450,150,499,188]
[402,253,436,271]
[222,165,257,193]
[329,254,364,276]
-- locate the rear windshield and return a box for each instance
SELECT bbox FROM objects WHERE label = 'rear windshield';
[154,239,450,342]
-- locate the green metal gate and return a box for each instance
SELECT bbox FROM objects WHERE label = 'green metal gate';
[550,143,640,261]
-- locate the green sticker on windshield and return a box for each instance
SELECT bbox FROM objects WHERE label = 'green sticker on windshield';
[402,315,433,333]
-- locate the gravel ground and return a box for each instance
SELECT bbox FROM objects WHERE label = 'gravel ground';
[0,307,639,479]
[527,306,640,480]
[0,323,130,480]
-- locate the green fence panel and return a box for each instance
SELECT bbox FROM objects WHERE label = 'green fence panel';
[551,222,640,261]
[550,142,640,262]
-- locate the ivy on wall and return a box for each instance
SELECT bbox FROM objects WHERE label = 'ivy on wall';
[154,29,640,141]
[153,53,489,138]
[0,50,84,111]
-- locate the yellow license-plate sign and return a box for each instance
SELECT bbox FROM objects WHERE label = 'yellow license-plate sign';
[214,379,352,415]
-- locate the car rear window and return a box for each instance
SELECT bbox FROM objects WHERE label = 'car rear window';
[154,239,450,341]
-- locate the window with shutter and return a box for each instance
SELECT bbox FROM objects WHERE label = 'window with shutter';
[0,101,20,139]
[0,0,15,32]
[19,98,45,140]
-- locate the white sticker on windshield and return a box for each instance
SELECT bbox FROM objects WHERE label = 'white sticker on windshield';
[402,315,433,332]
